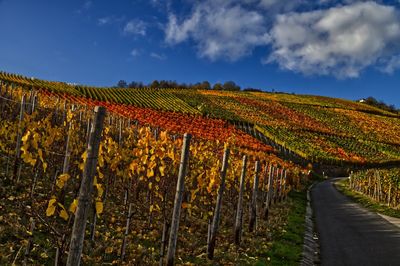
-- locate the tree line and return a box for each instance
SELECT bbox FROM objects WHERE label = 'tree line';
[116,79,263,92]
[360,96,399,114]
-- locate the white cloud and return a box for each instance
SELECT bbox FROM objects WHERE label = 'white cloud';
[150,52,167,60]
[76,0,92,14]
[123,20,147,36]
[98,17,111,26]
[164,0,400,77]
[165,0,270,61]
[97,16,126,26]
[267,2,400,78]
[380,55,400,73]
[84,1,92,9]
[257,0,306,12]
[131,49,140,57]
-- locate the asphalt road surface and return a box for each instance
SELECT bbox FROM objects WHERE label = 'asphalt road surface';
[311,178,400,266]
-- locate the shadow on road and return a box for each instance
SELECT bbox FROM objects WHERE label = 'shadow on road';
[312,177,400,266]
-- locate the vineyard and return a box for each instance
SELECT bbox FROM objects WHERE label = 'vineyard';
[0,78,308,264]
[1,70,400,264]
[349,168,400,208]
[1,71,399,166]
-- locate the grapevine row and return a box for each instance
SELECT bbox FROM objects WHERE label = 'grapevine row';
[0,83,307,265]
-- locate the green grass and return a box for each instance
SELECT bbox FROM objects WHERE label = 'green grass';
[335,178,400,219]
[255,190,307,266]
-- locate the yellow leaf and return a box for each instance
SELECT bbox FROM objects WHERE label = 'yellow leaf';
[59,209,69,221]
[81,151,87,161]
[159,166,165,177]
[182,203,191,209]
[160,131,167,142]
[105,247,113,254]
[148,182,153,190]
[148,161,157,169]
[69,199,78,214]
[38,149,43,161]
[147,169,154,178]
[56,174,70,189]
[141,155,147,165]
[33,133,40,146]
[95,201,103,215]
[96,184,104,198]
[21,131,31,142]
[67,111,73,122]
[20,146,27,155]
[28,157,37,166]
[59,173,70,182]
[224,142,229,150]
[98,155,104,168]
[46,199,57,217]
[98,169,104,179]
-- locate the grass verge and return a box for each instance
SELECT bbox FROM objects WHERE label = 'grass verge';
[255,190,308,266]
[335,178,400,219]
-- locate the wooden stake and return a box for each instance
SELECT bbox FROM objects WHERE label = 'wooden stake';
[207,148,230,260]
[159,219,170,266]
[120,203,133,261]
[234,155,247,245]
[166,133,191,266]
[249,161,260,233]
[23,218,35,266]
[66,106,106,266]
[282,170,288,201]
[263,165,274,220]
[13,95,26,180]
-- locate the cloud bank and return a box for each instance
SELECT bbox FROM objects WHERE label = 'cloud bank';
[165,0,400,78]
[124,20,147,36]
[165,0,270,61]
[268,1,400,78]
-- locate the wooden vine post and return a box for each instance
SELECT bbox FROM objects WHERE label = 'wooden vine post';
[66,106,106,266]
[166,133,192,266]
[207,147,230,260]
[282,169,288,201]
[234,155,247,245]
[277,168,283,202]
[263,165,274,220]
[249,161,260,232]
[273,168,282,204]
[63,118,72,174]
[120,203,133,261]
[13,94,26,180]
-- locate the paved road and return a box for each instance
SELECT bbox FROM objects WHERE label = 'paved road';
[311,178,400,266]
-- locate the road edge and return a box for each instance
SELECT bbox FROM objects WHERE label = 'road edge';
[300,182,320,266]
[333,178,400,229]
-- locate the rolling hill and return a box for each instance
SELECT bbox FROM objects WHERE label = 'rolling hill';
[1,71,399,166]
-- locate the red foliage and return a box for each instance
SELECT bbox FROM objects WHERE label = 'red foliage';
[41,90,274,153]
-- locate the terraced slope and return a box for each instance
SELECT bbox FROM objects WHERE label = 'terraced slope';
[1,71,399,165]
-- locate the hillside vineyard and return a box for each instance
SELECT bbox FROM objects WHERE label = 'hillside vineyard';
[0,72,307,264]
[1,71,399,166]
[1,71,400,264]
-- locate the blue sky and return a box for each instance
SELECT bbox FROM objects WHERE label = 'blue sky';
[0,0,400,107]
